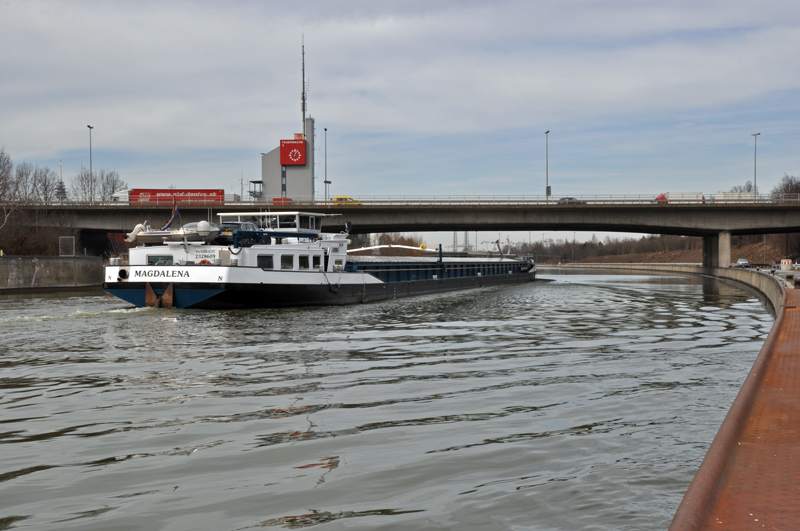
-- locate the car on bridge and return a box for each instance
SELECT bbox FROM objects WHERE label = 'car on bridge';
[655,192,706,205]
[558,197,585,205]
[736,258,749,267]
[333,196,363,206]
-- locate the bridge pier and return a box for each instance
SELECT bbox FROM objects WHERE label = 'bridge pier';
[702,231,731,267]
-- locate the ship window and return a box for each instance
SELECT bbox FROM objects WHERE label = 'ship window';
[257,255,274,269]
[278,215,296,229]
[147,255,173,265]
[281,255,294,269]
[299,216,311,229]
[333,259,343,271]
[312,255,321,269]
[299,255,310,269]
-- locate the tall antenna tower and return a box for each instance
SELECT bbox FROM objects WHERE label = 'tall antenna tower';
[301,37,307,138]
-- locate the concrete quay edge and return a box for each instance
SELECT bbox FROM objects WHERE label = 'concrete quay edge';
[0,255,103,291]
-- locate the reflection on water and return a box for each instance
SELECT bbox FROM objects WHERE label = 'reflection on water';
[0,275,772,529]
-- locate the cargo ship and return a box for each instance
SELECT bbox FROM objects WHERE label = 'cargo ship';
[103,211,536,309]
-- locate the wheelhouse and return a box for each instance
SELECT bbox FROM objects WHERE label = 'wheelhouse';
[216,211,330,235]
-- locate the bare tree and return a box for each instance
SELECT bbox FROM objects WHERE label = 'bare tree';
[0,149,82,251]
[98,169,127,201]
[69,167,126,201]
[771,174,800,200]
[730,180,754,193]
[0,148,14,198]
[69,166,94,201]
[0,147,17,231]
[32,166,59,201]
[0,151,59,205]
[14,161,34,203]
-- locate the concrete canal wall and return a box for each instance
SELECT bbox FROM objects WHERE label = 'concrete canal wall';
[0,256,103,291]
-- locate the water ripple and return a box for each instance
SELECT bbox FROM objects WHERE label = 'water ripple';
[0,275,773,529]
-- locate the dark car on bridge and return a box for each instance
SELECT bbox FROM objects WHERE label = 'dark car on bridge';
[558,197,585,205]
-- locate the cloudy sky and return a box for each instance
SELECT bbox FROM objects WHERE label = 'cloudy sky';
[2,1,799,245]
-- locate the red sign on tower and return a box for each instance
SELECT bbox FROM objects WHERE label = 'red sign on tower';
[280,139,307,166]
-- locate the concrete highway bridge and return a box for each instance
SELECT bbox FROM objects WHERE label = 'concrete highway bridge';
[27,196,800,267]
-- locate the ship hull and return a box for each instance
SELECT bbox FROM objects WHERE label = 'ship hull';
[103,270,534,309]
[106,210,535,310]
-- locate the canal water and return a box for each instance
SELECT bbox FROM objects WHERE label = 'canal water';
[0,270,773,530]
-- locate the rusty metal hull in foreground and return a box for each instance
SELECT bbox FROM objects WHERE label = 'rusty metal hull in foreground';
[671,287,800,529]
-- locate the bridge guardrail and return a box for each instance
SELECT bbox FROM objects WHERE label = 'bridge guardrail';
[5,193,800,207]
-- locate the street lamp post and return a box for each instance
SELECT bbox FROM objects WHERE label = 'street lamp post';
[572,231,575,261]
[752,132,764,261]
[545,130,550,203]
[752,132,760,200]
[323,128,331,202]
[87,125,94,202]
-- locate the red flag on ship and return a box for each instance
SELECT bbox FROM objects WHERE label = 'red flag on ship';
[161,197,180,230]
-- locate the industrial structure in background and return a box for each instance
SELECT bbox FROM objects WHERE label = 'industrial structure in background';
[254,42,316,204]
[256,117,315,203]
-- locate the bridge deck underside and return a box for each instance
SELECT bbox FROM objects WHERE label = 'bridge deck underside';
[40,204,800,238]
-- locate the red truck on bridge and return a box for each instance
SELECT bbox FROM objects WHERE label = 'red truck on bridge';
[112,189,239,205]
